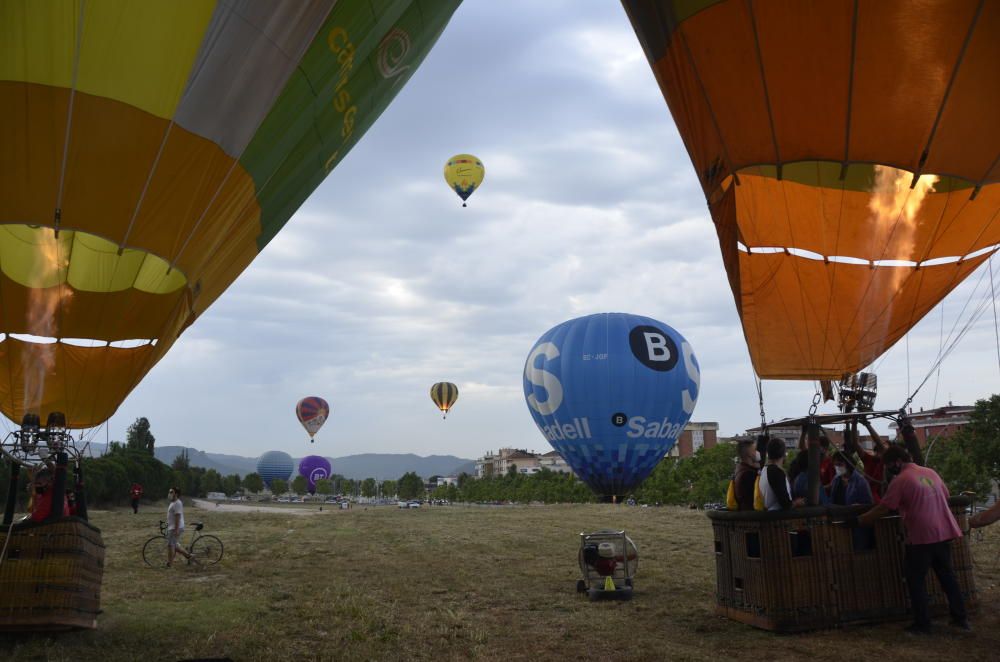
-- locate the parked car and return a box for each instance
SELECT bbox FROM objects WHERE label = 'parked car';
[407,501,421,509]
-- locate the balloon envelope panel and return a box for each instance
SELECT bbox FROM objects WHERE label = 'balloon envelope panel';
[298,455,332,493]
[257,451,294,488]
[523,313,700,496]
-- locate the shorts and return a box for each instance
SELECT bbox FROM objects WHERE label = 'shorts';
[166,529,184,549]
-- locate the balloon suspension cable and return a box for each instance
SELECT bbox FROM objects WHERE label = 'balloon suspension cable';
[808,391,821,417]
[902,252,1000,412]
[754,375,767,433]
[991,256,1000,377]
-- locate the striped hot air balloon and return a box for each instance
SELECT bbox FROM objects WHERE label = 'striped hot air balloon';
[0,0,461,428]
[430,382,459,418]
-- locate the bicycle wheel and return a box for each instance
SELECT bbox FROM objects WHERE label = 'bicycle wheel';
[142,536,166,568]
[190,534,224,565]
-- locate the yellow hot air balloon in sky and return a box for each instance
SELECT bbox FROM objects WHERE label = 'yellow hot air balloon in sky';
[430,382,459,418]
[444,154,484,206]
[0,0,461,428]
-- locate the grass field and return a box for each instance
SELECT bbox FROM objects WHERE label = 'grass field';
[2,502,999,661]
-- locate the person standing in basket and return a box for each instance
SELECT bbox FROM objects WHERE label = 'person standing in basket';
[165,487,193,567]
[855,446,969,634]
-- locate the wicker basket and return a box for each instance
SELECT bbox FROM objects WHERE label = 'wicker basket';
[707,497,976,632]
[0,517,105,631]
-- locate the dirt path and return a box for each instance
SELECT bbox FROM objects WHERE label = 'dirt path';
[191,498,337,515]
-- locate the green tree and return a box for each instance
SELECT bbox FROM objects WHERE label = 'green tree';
[361,477,377,498]
[381,480,397,498]
[222,474,241,496]
[960,394,1000,484]
[928,433,992,497]
[203,469,223,494]
[291,475,308,495]
[271,478,288,496]
[126,417,156,454]
[397,472,424,500]
[243,473,264,494]
[315,478,333,495]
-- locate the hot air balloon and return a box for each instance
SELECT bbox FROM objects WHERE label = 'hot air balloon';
[298,455,333,494]
[0,0,461,429]
[430,382,459,418]
[296,397,330,443]
[257,451,294,489]
[523,313,700,498]
[623,0,995,632]
[443,154,485,206]
[623,0,1000,382]
[0,0,461,633]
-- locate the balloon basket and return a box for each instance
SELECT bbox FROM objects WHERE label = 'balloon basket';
[576,529,638,601]
[0,517,105,631]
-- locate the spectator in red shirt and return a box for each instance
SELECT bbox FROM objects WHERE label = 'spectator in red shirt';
[855,446,969,635]
[130,482,143,514]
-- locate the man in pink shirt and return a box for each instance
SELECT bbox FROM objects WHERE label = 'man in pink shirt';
[856,446,968,635]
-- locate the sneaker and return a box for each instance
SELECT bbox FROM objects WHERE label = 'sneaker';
[904,623,932,636]
[948,618,972,632]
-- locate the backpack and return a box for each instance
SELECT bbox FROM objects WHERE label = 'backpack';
[753,473,765,511]
[726,478,738,510]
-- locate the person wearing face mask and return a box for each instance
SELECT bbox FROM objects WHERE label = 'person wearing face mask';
[829,452,872,507]
[853,446,969,635]
[732,440,760,511]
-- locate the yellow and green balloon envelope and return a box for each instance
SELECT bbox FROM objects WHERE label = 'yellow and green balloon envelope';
[0,0,461,427]
[443,154,485,206]
[430,382,459,418]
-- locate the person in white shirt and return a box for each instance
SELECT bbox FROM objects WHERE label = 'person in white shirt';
[166,487,193,567]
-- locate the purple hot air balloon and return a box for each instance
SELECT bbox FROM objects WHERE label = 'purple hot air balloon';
[298,455,332,494]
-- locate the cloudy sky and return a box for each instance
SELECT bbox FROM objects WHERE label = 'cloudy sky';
[92,1,1000,461]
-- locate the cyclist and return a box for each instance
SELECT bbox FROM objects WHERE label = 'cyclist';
[165,487,194,567]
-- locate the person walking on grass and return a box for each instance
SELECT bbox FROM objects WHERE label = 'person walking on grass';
[165,487,194,567]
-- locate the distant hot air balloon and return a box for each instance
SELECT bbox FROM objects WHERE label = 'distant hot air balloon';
[257,451,294,489]
[0,1,462,429]
[298,455,332,494]
[523,313,700,498]
[443,154,485,206]
[430,382,459,418]
[623,0,1000,381]
[296,397,330,443]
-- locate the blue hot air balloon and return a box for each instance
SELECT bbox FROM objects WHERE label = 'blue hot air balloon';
[256,451,294,489]
[523,313,700,497]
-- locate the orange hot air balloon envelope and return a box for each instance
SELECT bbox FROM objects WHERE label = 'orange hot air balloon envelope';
[623,0,1000,380]
[0,0,461,427]
[430,382,459,418]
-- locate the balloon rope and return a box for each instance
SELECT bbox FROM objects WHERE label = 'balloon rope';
[991,256,1000,377]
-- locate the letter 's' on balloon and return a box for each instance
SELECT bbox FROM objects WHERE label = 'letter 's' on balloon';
[296,397,330,442]
[0,0,461,426]
[624,0,1000,379]
[523,313,700,497]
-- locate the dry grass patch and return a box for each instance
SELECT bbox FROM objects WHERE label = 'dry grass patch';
[1,502,998,661]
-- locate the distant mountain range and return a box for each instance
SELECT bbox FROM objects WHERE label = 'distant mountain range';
[83,443,474,481]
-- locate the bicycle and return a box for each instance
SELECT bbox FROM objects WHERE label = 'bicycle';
[142,520,224,568]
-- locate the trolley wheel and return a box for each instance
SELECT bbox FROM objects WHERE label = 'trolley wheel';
[576,579,587,593]
[190,534,224,565]
[142,536,165,568]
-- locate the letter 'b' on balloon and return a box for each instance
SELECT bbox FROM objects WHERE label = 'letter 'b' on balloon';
[443,154,484,207]
[296,397,330,443]
[523,313,700,497]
